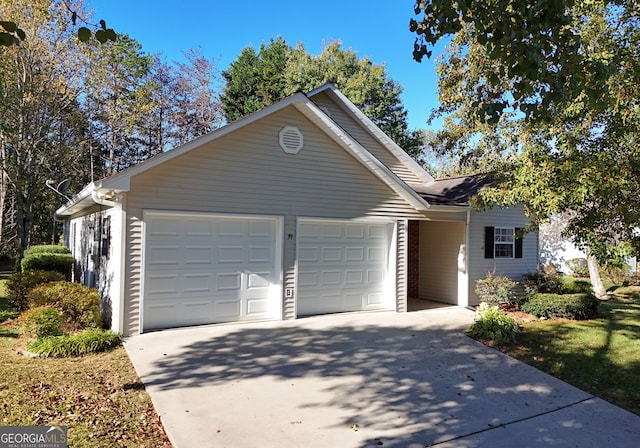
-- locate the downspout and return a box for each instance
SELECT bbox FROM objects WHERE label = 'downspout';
[91,190,121,208]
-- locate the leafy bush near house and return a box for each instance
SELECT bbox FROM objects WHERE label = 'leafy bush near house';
[523,273,591,296]
[475,272,517,305]
[523,272,563,295]
[21,251,74,280]
[566,258,589,277]
[17,306,63,338]
[6,270,66,311]
[521,293,599,320]
[23,245,71,255]
[27,329,122,357]
[27,281,101,332]
[468,303,519,344]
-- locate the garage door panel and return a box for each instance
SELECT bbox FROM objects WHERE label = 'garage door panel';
[148,246,180,266]
[249,246,272,262]
[184,246,212,264]
[144,213,280,331]
[213,298,241,320]
[367,292,385,306]
[297,220,393,316]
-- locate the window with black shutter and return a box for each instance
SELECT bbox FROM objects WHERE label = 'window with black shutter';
[484,227,523,259]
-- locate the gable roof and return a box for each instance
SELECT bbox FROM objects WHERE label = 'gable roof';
[409,174,493,207]
[57,87,436,217]
[307,84,434,185]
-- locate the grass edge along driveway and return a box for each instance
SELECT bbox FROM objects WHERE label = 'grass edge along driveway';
[504,286,640,416]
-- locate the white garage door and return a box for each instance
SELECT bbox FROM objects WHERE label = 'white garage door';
[297,219,394,316]
[143,211,281,331]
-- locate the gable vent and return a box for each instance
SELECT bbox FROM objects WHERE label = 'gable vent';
[279,126,303,154]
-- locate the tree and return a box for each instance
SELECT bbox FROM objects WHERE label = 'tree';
[221,37,291,122]
[0,0,94,256]
[1,0,115,47]
[410,1,640,297]
[169,48,224,146]
[85,34,154,173]
[221,38,425,159]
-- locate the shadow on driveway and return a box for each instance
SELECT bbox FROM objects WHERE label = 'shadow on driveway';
[125,310,640,448]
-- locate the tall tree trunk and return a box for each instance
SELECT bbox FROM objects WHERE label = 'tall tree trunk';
[0,142,6,250]
[586,248,607,299]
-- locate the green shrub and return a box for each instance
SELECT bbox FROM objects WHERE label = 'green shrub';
[21,253,74,279]
[475,272,517,305]
[468,303,519,344]
[566,258,589,277]
[27,329,122,357]
[23,245,71,256]
[559,277,592,294]
[521,293,599,320]
[27,281,101,331]
[17,306,63,338]
[6,270,66,311]
[523,272,563,295]
[523,273,592,296]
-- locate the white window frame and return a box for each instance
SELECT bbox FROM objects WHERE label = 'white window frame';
[494,227,515,258]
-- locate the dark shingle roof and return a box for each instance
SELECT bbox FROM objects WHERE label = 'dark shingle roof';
[408,174,493,207]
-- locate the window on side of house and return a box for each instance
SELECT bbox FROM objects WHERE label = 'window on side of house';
[484,226,524,259]
[494,227,514,258]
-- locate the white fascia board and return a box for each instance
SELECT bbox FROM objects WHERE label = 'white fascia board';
[55,182,97,217]
[295,98,430,212]
[311,85,435,184]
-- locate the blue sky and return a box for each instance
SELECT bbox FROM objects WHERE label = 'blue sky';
[88,0,445,130]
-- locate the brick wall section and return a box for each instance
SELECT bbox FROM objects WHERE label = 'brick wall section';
[408,220,420,298]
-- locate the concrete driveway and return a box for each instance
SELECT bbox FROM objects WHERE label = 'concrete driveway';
[124,308,640,447]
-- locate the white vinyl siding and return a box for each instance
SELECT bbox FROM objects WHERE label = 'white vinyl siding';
[395,220,408,312]
[64,206,123,333]
[309,91,427,184]
[419,221,466,304]
[121,106,424,335]
[468,206,538,306]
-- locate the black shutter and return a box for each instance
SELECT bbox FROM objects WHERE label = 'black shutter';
[515,227,523,259]
[484,227,495,259]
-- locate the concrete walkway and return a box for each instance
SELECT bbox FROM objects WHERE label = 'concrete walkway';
[124,308,640,447]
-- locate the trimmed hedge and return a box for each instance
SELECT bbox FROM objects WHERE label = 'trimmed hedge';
[21,253,74,279]
[6,270,66,311]
[522,293,599,320]
[23,245,71,256]
[27,281,102,332]
[523,273,592,295]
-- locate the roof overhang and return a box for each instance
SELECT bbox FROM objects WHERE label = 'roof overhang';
[55,182,127,218]
[56,89,439,218]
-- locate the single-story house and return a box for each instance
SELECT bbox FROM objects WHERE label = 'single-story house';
[56,84,538,336]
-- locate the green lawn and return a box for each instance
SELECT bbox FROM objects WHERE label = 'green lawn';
[0,276,171,447]
[505,286,640,416]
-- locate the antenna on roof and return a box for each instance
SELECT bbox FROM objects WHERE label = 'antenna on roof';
[46,179,72,202]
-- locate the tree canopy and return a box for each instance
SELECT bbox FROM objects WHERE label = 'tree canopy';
[410,0,640,270]
[0,0,223,257]
[221,38,425,159]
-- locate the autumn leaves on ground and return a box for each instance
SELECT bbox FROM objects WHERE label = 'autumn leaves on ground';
[0,295,171,447]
